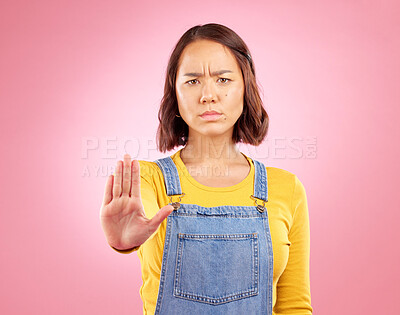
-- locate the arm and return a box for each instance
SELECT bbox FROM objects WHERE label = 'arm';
[274,175,313,314]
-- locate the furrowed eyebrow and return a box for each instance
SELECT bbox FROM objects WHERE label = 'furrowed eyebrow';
[183,70,233,77]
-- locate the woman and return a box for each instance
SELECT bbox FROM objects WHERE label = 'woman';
[100,23,313,315]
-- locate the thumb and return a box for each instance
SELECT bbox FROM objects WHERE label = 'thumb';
[149,204,174,228]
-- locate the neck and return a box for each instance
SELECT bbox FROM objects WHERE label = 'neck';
[180,134,244,166]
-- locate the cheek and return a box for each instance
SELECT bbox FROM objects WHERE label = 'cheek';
[226,89,244,110]
[225,84,244,100]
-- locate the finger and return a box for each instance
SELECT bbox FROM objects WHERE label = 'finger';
[122,154,132,196]
[102,174,114,206]
[149,205,174,229]
[112,161,123,198]
[130,159,142,199]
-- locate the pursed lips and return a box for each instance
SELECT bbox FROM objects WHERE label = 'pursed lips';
[199,111,222,121]
[200,110,221,117]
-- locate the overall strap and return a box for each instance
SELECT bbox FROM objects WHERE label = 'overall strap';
[252,159,268,202]
[155,157,182,196]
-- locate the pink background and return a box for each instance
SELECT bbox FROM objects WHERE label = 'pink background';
[1,1,399,314]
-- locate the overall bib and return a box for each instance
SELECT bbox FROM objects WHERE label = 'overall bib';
[154,156,273,315]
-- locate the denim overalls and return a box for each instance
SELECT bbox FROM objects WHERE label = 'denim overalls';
[154,155,273,315]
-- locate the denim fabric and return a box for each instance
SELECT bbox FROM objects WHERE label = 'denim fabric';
[154,157,273,315]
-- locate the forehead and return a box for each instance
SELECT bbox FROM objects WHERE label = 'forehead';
[177,40,240,73]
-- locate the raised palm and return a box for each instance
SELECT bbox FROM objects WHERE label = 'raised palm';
[100,154,173,250]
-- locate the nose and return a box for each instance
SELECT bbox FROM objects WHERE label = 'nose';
[200,79,217,104]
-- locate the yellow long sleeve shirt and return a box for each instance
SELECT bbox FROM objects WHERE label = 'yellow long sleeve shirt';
[113,149,313,314]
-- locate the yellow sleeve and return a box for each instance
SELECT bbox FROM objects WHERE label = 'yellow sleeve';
[274,175,313,314]
[111,161,161,254]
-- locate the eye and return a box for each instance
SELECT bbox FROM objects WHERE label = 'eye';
[218,78,231,83]
[187,79,199,85]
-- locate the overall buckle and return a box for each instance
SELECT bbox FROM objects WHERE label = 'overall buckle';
[168,193,185,210]
[250,195,267,213]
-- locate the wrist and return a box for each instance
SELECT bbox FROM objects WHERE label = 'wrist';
[111,239,141,251]
[111,244,140,252]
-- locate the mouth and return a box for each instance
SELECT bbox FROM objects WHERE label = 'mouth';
[199,113,222,121]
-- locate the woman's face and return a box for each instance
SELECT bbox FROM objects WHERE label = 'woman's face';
[175,39,245,141]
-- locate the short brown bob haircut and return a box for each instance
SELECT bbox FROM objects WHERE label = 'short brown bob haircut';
[156,23,269,153]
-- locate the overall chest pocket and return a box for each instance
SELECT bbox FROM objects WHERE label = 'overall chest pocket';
[173,233,259,305]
